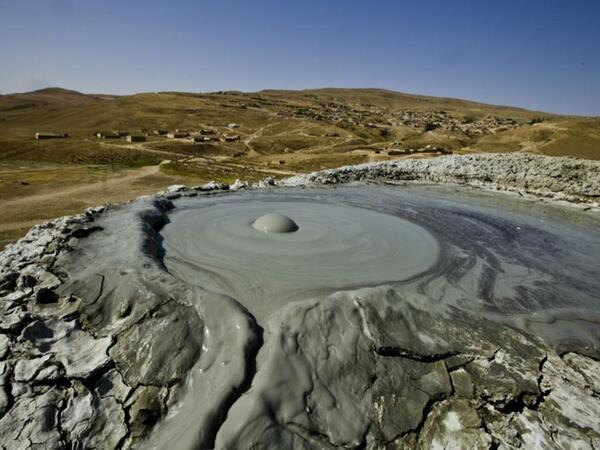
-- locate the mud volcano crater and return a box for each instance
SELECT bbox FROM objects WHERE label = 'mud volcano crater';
[160,188,600,347]
[161,195,440,322]
[2,155,600,450]
[154,186,600,448]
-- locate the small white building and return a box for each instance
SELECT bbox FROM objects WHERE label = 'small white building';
[35,132,67,140]
[96,131,119,139]
[127,135,146,142]
[167,132,189,139]
[222,134,240,142]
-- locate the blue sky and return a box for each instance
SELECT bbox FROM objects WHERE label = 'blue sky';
[1,0,599,115]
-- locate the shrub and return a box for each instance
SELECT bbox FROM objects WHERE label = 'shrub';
[424,122,440,132]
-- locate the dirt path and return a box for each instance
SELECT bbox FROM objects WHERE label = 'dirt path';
[223,161,298,176]
[0,165,190,248]
[243,123,281,156]
[99,141,191,160]
[0,165,161,211]
[304,135,356,154]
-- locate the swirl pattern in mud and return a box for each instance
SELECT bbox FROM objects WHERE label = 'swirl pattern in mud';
[161,199,439,321]
[161,187,600,352]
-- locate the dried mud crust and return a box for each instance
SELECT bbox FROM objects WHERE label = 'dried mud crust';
[0,153,599,449]
[282,152,600,205]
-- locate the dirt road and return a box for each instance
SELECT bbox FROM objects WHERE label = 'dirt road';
[0,165,190,248]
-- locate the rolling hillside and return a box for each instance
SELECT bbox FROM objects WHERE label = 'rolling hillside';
[1,87,598,164]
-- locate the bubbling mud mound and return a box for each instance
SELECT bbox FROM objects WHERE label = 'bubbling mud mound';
[1,154,600,450]
[252,213,299,233]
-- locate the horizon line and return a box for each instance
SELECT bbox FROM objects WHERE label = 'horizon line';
[2,85,595,118]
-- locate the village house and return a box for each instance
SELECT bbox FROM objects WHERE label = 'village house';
[127,135,146,142]
[35,132,68,140]
[222,134,240,142]
[167,132,189,139]
[96,131,120,139]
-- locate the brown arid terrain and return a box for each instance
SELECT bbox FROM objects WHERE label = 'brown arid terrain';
[1,87,599,248]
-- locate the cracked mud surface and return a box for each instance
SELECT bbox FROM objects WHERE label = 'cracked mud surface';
[1,153,599,449]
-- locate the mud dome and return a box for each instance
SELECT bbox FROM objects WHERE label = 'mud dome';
[252,213,299,233]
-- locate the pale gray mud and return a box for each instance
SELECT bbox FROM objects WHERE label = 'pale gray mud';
[1,179,600,449]
[161,187,600,352]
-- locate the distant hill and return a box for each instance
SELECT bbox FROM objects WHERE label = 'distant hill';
[260,88,550,118]
[0,87,598,162]
[0,87,115,112]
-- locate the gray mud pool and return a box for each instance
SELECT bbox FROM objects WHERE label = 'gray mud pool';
[162,186,600,349]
